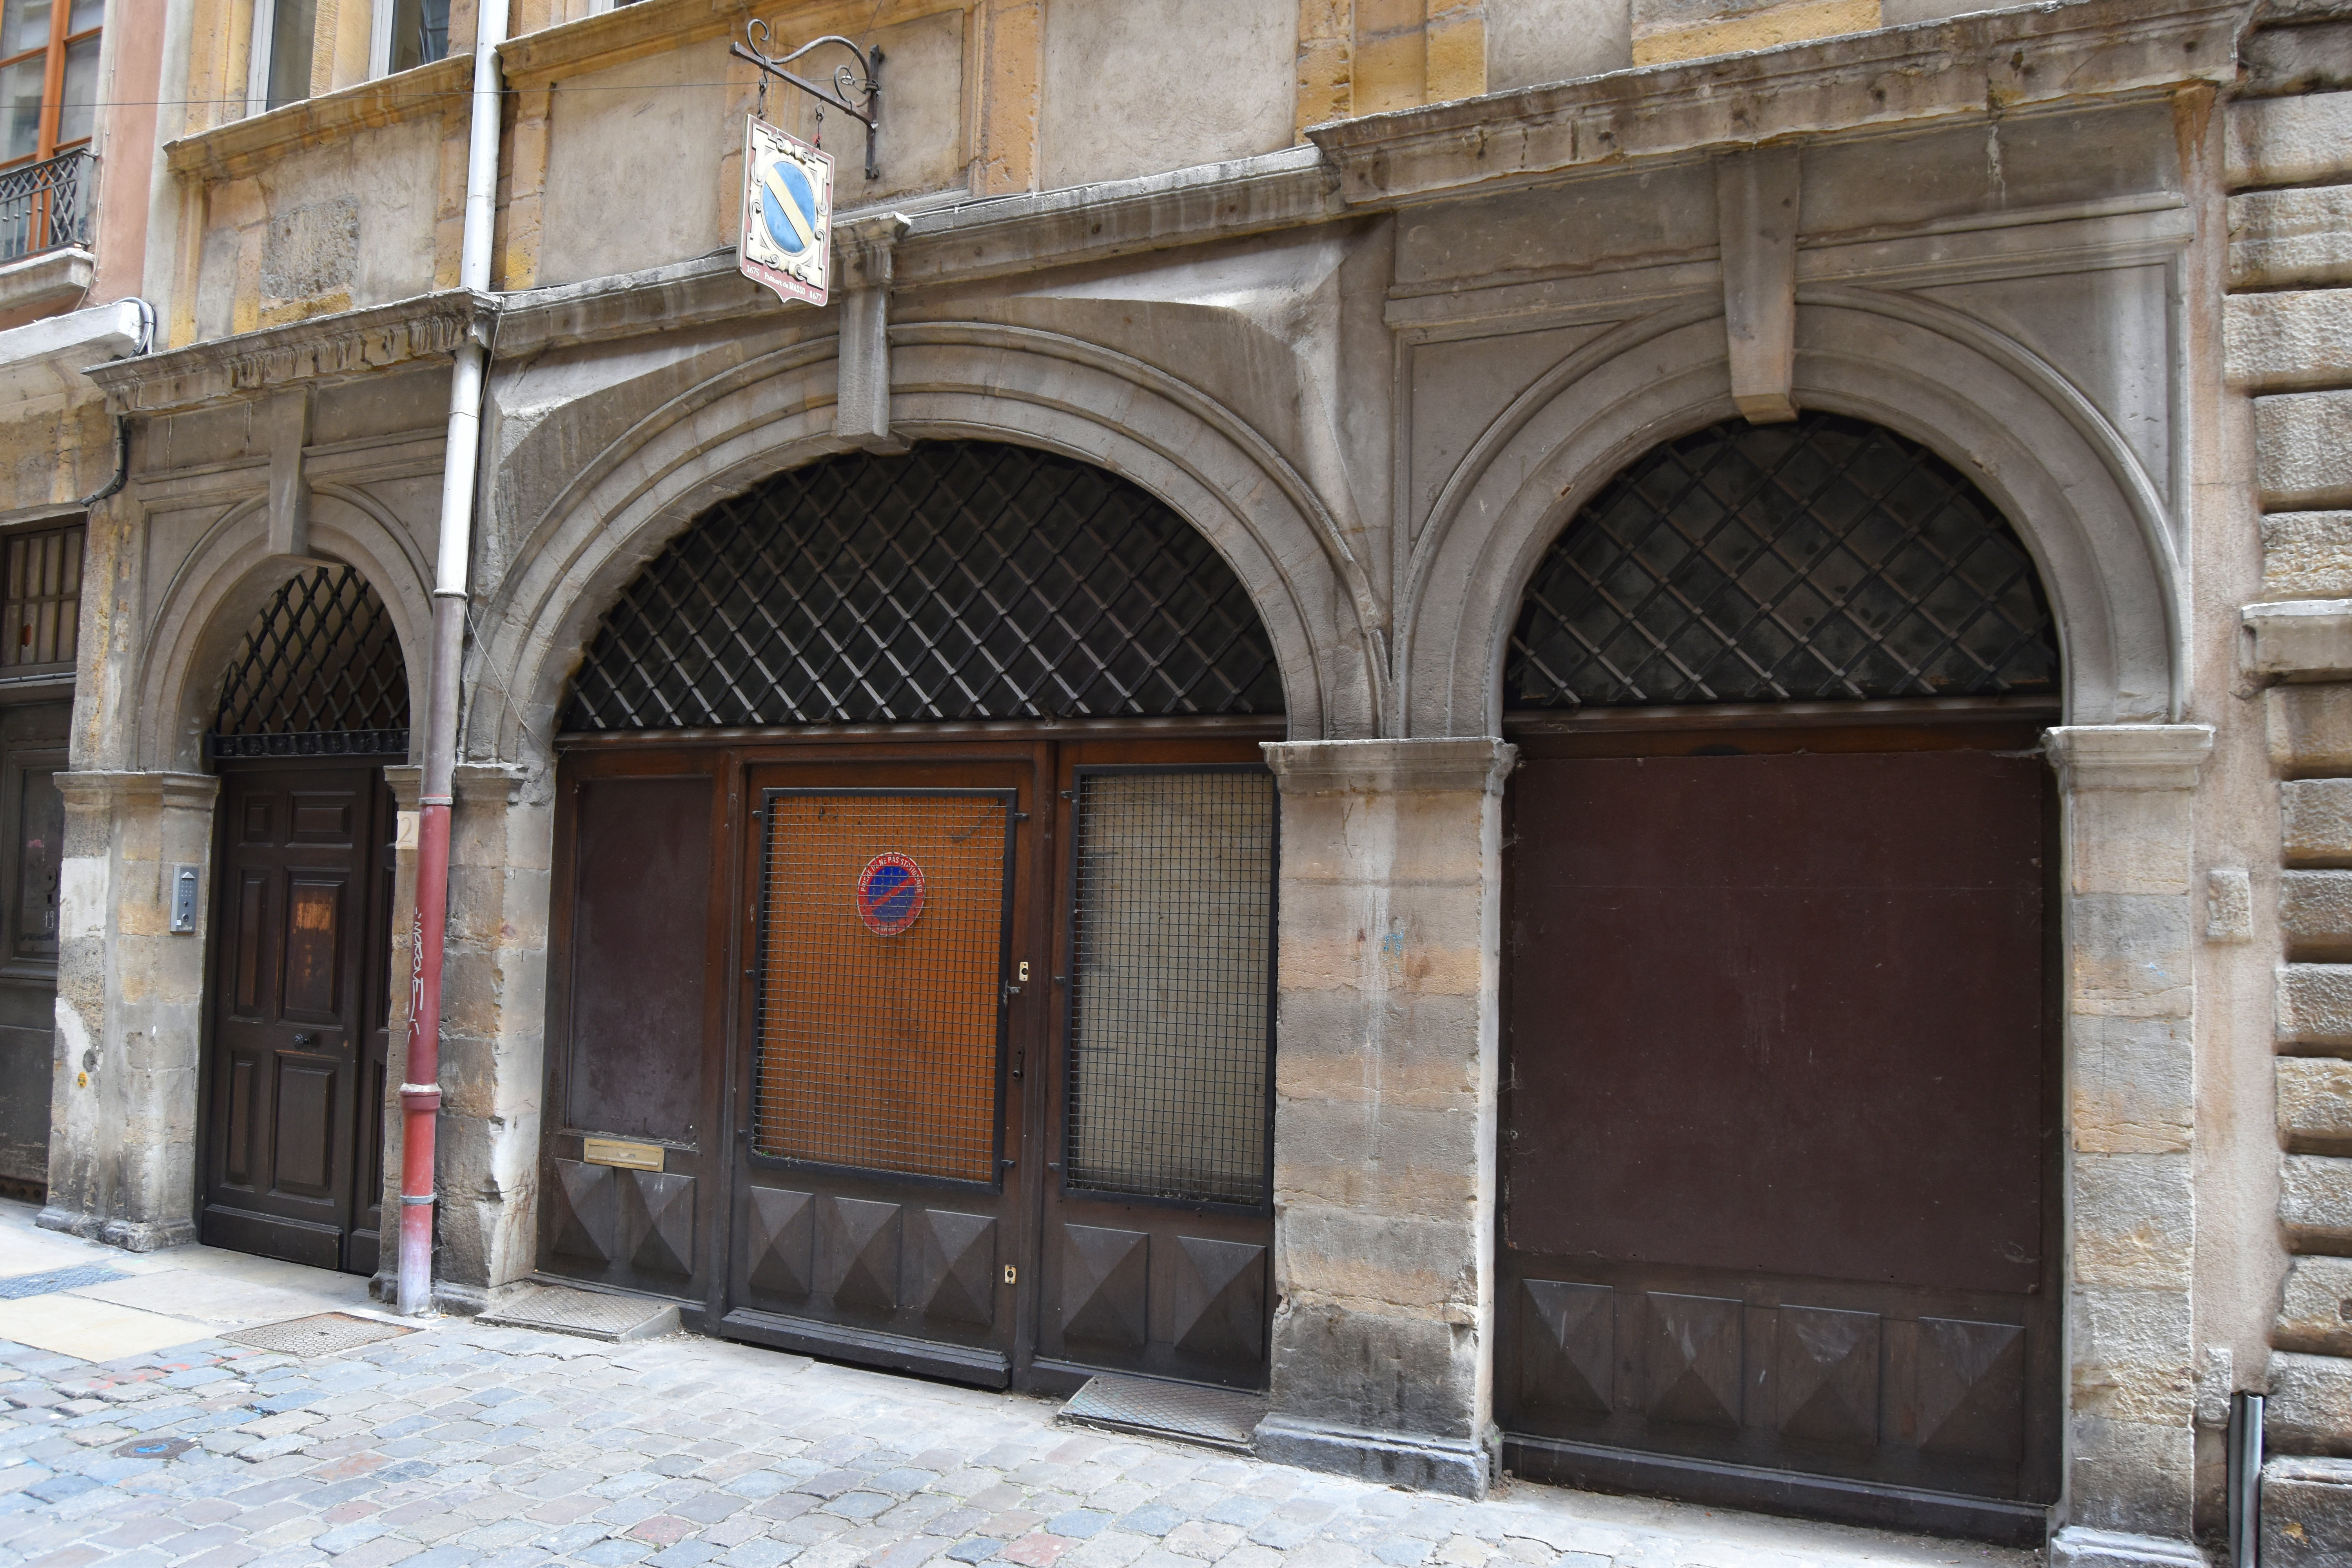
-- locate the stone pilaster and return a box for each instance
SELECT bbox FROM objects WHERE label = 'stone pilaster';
[1254,737,1514,1499]
[2043,724,2213,1568]
[37,770,219,1252]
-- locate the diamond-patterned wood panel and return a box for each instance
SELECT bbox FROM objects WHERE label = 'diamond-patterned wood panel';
[744,1185,814,1299]
[909,1209,996,1329]
[619,1170,695,1279]
[1519,1279,1613,1416]
[821,1197,903,1314]
[1060,1224,1149,1349]
[1642,1292,1743,1430]
[1916,1316,2025,1463]
[1775,1304,1880,1450]
[546,1158,616,1265]
[1165,1237,1264,1362]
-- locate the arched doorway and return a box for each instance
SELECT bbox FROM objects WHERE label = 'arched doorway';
[200,564,410,1274]
[546,441,1283,1394]
[1496,414,2062,1540]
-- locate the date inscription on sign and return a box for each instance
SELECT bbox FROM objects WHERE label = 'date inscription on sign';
[856,853,926,936]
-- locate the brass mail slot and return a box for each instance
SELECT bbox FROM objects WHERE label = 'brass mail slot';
[582,1138,665,1172]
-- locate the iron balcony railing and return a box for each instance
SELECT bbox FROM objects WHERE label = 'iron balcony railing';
[0,149,92,264]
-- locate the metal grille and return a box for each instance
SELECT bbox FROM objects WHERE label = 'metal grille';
[565,442,1283,730]
[220,1312,415,1355]
[1065,770,1273,1207]
[755,791,1011,1184]
[210,566,410,760]
[1507,414,2059,708]
[0,149,90,263]
[0,523,80,670]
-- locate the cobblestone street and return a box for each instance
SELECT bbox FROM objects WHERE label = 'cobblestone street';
[0,1205,2029,1568]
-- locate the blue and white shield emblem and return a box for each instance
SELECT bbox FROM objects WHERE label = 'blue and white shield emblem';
[740,116,831,308]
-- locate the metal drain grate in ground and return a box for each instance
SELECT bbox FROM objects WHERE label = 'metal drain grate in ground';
[221,1312,416,1356]
[0,1263,128,1299]
[479,1284,679,1343]
[1059,1373,1266,1453]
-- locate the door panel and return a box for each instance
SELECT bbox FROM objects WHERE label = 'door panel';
[1035,760,1276,1392]
[725,770,1025,1384]
[202,763,394,1275]
[1499,740,2058,1521]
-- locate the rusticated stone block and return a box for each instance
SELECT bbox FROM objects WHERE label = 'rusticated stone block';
[2268,1351,2352,1458]
[2229,89,2352,189]
[2228,289,2352,389]
[2265,513,2352,601]
[2067,894,2193,1017]
[2258,390,2352,510]
[2286,779,2352,864]
[2282,964,2352,1048]
[2071,1016,2192,1154]
[2265,1454,2352,1567]
[2279,1254,2352,1356]
[2231,187,2352,289]
[2070,1284,2194,1424]
[2285,870,2352,956]
[2283,1057,2352,1154]
[2281,1153,2352,1249]
[2272,682,2352,774]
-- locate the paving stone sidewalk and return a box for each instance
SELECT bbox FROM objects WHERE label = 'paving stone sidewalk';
[0,1217,2031,1568]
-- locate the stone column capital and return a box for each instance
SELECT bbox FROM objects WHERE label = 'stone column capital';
[2043,724,2215,792]
[1261,737,1517,797]
[55,769,219,811]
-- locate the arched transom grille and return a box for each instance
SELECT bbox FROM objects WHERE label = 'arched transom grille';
[210,566,410,760]
[1507,413,2059,709]
[564,442,1283,731]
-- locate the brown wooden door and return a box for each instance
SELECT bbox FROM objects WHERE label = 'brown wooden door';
[1498,719,2060,1543]
[541,731,1279,1396]
[1032,744,1276,1392]
[201,761,396,1274]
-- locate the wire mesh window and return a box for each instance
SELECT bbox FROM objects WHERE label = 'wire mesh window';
[1065,769,1274,1209]
[755,791,1012,1185]
[0,523,78,671]
[1507,414,2060,709]
[209,566,410,760]
[565,441,1283,730]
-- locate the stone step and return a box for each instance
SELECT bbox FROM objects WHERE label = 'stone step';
[479,1283,680,1343]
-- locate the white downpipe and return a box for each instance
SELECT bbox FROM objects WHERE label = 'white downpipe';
[396,0,510,1319]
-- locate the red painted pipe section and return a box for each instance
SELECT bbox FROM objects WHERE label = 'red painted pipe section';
[396,799,449,1315]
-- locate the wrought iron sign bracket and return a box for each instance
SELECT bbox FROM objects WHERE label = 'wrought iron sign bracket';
[731,21,882,181]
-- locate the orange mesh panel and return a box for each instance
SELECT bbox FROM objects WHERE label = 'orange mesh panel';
[755,792,1007,1182]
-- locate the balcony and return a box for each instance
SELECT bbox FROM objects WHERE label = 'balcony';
[0,149,92,265]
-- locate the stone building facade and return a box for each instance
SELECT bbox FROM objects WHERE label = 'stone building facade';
[8,0,2351,1563]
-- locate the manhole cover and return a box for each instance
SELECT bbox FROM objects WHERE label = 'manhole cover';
[113,1436,194,1461]
[1059,1373,1265,1452]
[221,1312,415,1356]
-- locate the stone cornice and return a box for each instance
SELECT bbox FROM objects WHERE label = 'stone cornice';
[1306,0,2249,206]
[1263,738,1518,797]
[87,292,494,415]
[164,55,470,183]
[2043,724,2217,791]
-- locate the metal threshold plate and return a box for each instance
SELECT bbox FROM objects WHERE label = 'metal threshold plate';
[1059,1373,1266,1453]
[481,1283,680,1343]
[221,1312,415,1356]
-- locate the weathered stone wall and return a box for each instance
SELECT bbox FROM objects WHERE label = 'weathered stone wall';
[2228,5,2352,1563]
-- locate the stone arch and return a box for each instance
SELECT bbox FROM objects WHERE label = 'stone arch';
[136,485,432,773]
[468,324,1381,766]
[1401,294,2182,737]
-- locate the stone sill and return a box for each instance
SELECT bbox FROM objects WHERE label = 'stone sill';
[163,55,470,183]
[0,247,93,323]
[2247,600,2352,677]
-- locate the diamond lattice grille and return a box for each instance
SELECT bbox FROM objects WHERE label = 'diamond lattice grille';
[1507,414,2059,709]
[210,566,409,759]
[565,443,1283,730]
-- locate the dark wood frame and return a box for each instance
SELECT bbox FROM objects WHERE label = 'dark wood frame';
[1494,698,2064,1547]
[543,718,1285,1394]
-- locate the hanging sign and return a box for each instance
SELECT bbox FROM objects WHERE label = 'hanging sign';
[740,116,833,309]
[855,853,926,936]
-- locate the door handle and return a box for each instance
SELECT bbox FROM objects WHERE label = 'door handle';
[290,1033,316,1047]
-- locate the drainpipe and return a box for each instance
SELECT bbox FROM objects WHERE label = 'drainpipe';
[398,0,510,1318]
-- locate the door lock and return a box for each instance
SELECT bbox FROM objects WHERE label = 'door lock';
[1002,1265,1017,1286]
[1018,961,1030,982]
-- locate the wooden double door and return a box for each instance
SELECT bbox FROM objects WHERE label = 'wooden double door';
[542,730,1278,1394]
[1498,712,2061,1544]
[200,760,396,1274]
